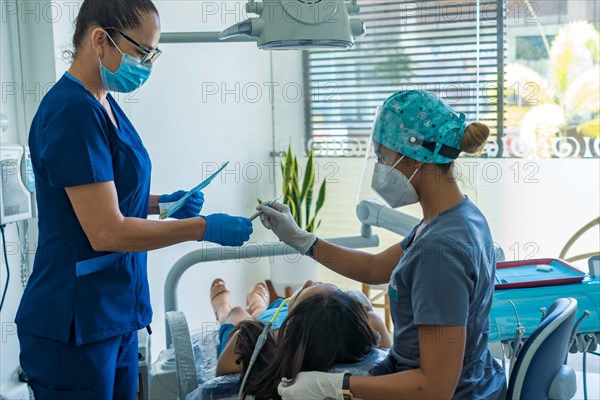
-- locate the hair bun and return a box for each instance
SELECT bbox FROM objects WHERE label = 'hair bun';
[460,122,490,155]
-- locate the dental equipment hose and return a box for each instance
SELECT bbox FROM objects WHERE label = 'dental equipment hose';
[582,333,599,400]
[566,310,590,363]
[0,225,9,312]
[565,310,593,400]
[238,298,289,400]
[16,221,29,288]
[508,300,524,374]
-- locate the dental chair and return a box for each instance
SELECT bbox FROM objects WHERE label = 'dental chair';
[506,297,578,400]
[159,307,389,400]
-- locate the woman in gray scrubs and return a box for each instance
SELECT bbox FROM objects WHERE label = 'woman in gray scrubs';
[259,90,507,399]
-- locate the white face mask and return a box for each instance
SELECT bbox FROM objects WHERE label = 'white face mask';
[371,156,420,208]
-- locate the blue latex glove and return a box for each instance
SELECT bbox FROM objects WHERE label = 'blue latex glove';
[159,190,204,219]
[201,214,253,246]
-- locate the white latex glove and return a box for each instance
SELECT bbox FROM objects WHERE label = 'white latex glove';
[257,201,317,255]
[278,371,345,400]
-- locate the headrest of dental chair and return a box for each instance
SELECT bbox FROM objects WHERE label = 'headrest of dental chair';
[166,311,199,399]
[507,297,578,400]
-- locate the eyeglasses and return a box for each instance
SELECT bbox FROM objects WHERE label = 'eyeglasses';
[104,27,162,64]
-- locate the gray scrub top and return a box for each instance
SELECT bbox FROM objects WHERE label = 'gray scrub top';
[385,197,507,399]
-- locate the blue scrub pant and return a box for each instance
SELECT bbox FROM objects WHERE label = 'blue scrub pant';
[18,329,138,400]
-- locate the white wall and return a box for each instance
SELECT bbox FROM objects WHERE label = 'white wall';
[1,0,55,393]
[1,5,22,392]
[315,158,600,277]
[476,159,599,269]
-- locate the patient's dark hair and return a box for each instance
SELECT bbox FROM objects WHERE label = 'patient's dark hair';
[242,290,378,399]
[230,320,276,391]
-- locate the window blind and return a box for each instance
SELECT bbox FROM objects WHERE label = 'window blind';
[306,0,506,156]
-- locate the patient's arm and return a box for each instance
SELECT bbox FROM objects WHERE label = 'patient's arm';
[367,311,393,349]
[216,331,244,376]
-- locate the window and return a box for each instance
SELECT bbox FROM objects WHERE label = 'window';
[504,0,600,158]
[306,0,505,157]
[306,0,600,159]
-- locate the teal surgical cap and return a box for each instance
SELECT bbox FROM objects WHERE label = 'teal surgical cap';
[372,90,468,164]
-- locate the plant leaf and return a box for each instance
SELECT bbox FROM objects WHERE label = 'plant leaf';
[280,162,286,200]
[311,180,327,232]
[288,199,298,223]
[305,184,314,230]
[549,21,600,98]
[290,173,301,227]
[563,65,600,118]
[290,155,302,227]
[315,180,327,215]
[577,116,600,139]
[300,151,315,203]
[282,147,294,202]
[306,216,315,233]
[284,147,295,180]
[302,151,316,226]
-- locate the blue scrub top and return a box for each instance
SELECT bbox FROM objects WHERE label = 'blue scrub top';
[15,73,153,345]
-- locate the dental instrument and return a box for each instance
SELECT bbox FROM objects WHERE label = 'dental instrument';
[238,297,290,400]
[249,197,281,221]
[159,162,229,220]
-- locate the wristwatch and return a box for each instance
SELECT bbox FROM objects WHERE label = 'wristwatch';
[342,373,354,400]
[305,237,319,257]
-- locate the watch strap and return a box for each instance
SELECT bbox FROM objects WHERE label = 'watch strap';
[342,373,353,400]
[305,237,319,256]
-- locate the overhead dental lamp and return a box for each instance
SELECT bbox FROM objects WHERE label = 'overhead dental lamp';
[219,0,366,50]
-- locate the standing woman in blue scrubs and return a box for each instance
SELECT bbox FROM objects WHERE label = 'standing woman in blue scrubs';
[15,1,253,398]
[259,91,507,399]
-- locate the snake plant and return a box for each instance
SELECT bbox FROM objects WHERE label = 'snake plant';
[280,145,327,233]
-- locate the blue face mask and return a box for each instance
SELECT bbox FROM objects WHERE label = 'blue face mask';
[99,35,152,93]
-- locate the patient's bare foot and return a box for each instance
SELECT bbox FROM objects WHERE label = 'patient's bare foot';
[246,282,269,319]
[211,279,232,324]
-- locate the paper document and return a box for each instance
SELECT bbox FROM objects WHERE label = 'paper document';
[159,161,230,220]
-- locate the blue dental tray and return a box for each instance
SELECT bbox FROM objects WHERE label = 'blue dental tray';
[495,258,586,290]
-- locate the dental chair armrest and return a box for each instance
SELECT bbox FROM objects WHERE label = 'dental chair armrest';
[548,364,577,400]
[166,311,199,398]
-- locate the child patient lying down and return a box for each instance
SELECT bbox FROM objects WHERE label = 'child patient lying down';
[209,279,392,399]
